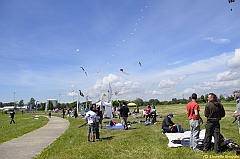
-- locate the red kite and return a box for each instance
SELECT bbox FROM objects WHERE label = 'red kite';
[120,68,129,75]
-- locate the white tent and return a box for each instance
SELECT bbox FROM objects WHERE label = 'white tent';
[45,99,58,112]
[96,101,113,118]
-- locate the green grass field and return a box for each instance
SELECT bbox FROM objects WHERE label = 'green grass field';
[1,103,240,159]
[0,111,49,143]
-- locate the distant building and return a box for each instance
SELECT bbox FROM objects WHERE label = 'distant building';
[1,106,28,111]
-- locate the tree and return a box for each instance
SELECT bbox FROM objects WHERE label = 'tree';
[28,98,35,107]
[204,94,208,102]
[172,98,178,104]
[219,94,225,101]
[134,98,144,107]
[18,100,24,107]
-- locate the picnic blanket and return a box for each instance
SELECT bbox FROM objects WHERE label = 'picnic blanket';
[165,129,213,147]
[104,123,131,130]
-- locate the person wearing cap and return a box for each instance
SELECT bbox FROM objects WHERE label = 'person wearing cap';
[232,90,240,134]
[203,93,225,153]
[186,93,202,151]
[162,113,176,133]
[85,105,97,142]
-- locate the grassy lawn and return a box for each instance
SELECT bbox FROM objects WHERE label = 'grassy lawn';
[36,103,240,159]
[1,102,240,159]
[0,111,49,144]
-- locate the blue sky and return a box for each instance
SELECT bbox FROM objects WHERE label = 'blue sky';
[1,0,240,104]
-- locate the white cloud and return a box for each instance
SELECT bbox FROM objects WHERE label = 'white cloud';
[161,53,232,76]
[226,49,240,69]
[168,61,183,65]
[204,37,230,44]
[152,75,188,95]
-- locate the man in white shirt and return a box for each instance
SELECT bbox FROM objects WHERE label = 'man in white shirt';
[85,105,97,142]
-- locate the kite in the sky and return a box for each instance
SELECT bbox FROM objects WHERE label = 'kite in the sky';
[97,70,100,74]
[120,68,129,75]
[76,49,80,52]
[139,62,142,67]
[80,67,85,71]
[80,67,88,76]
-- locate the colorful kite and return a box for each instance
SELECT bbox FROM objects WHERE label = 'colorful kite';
[120,68,129,75]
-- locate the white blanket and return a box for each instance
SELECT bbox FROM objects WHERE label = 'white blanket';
[165,129,213,147]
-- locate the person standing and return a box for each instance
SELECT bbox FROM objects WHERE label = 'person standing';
[85,105,97,142]
[151,105,157,124]
[203,93,225,153]
[93,104,100,140]
[62,108,65,118]
[118,102,130,130]
[10,109,15,124]
[48,110,51,118]
[232,90,240,134]
[186,93,202,151]
[145,105,151,121]
[73,107,78,118]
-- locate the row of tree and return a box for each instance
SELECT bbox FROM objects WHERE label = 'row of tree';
[0,94,235,111]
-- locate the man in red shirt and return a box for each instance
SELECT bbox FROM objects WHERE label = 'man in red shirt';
[186,93,202,151]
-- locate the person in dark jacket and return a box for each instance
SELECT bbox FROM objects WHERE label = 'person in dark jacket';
[118,102,130,130]
[162,113,175,133]
[203,93,225,153]
[10,110,15,124]
[73,107,78,118]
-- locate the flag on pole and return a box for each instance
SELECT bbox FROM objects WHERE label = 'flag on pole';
[29,104,32,113]
[79,90,84,97]
[35,101,39,111]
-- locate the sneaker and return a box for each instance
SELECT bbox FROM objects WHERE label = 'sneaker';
[92,140,95,142]
[88,140,90,142]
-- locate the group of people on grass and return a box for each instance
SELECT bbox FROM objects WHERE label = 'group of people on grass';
[84,102,129,142]
[162,90,240,154]
[143,105,157,124]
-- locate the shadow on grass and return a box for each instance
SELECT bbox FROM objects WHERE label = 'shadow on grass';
[100,136,115,140]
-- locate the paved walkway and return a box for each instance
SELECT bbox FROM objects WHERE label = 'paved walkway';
[0,116,69,159]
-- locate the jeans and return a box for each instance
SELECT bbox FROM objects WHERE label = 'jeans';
[203,120,220,153]
[189,119,200,150]
[152,114,156,124]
